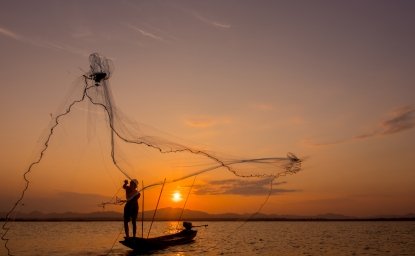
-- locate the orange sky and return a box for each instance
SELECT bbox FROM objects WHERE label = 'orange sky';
[1,0,415,217]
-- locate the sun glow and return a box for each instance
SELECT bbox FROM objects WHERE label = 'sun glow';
[172,191,183,202]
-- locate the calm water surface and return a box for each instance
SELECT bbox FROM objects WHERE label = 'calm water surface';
[1,221,415,255]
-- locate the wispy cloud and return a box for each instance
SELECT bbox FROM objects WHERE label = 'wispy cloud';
[351,105,415,140]
[251,103,275,111]
[70,27,93,39]
[308,105,415,146]
[184,115,231,128]
[0,26,22,40]
[190,11,231,29]
[41,41,88,56]
[194,178,298,196]
[0,25,87,56]
[377,105,415,135]
[126,23,164,41]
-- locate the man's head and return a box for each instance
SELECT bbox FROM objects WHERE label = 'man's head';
[131,179,138,187]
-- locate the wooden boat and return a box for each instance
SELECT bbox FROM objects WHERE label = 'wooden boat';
[120,228,197,251]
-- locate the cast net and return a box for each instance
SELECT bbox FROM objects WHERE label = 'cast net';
[1,53,301,255]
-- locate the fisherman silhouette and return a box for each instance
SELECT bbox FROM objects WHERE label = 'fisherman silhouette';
[123,179,140,238]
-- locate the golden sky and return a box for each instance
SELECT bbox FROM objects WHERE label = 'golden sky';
[0,0,414,217]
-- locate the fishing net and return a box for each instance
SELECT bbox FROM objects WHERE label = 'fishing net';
[1,53,301,255]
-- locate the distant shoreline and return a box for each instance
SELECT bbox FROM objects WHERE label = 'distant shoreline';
[2,217,415,222]
[2,208,414,222]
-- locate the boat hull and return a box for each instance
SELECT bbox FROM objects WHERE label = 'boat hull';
[120,229,197,251]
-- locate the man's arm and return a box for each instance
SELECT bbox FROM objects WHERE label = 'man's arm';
[123,180,128,189]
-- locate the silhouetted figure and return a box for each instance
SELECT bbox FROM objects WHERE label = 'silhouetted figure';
[183,221,193,231]
[123,179,140,238]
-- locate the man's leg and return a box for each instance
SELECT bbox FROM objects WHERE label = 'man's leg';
[124,220,129,238]
[132,217,137,237]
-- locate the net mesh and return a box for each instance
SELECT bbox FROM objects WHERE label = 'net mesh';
[1,53,302,255]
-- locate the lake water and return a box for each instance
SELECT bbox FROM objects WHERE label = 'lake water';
[1,221,415,255]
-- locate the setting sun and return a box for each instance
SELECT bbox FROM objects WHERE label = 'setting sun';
[172,191,183,202]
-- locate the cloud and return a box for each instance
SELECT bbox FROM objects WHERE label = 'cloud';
[184,115,231,128]
[40,41,88,56]
[353,105,415,139]
[308,105,415,146]
[378,105,415,135]
[0,26,22,40]
[190,11,231,29]
[126,23,164,41]
[0,25,87,56]
[70,27,93,39]
[211,22,232,29]
[194,178,298,196]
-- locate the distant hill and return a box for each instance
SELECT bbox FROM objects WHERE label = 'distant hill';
[1,208,414,221]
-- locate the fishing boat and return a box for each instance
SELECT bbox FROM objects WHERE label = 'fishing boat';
[120,222,198,251]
